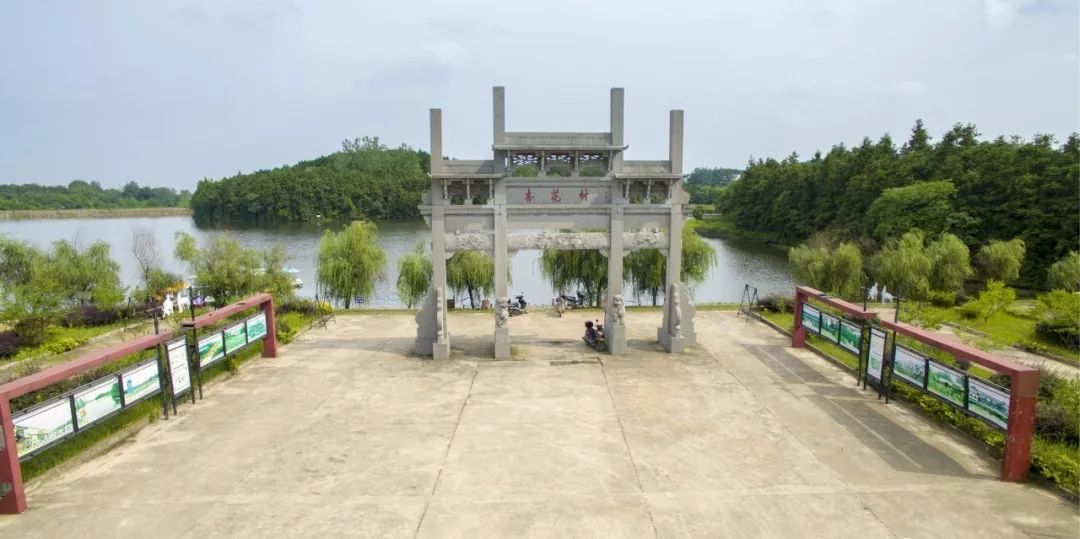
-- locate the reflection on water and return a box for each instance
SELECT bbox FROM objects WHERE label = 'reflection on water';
[0,216,794,307]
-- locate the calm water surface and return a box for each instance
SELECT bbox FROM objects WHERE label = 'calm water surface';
[0,216,794,306]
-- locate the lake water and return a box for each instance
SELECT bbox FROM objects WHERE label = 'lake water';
[0,216,794,307]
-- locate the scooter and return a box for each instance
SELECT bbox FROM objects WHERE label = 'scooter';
[554,291,586,317]
[509,293,528,316]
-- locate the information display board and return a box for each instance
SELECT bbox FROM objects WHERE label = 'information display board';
[166,337,191,396]
[838,320,861,355]
[867,328,886,381]
[73,376,122,428]
[13,398,75,458]
[893,345,928,386]
[819,313,840,343]
[121,360,160,405]
[198,331,226,368]
[801,304,821,334]
[968,378,1009,429]
[245,311,268,343]
[928,361,966,407]
[224,322,247,354]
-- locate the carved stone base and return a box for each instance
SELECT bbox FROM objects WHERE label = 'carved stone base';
[415,287,437,356]
[657,329,686,353]
[433,342,451,360]
[494,327,510,359]
[607,324,626,354]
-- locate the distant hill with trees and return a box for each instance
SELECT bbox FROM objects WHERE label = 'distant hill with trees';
[0,181,190,210]
[685,167,741,205]
[717,121,1079,287]
[190,137,429,224]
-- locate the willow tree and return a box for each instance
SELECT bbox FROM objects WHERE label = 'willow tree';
[927,233,973,294]
[541,250,608,307]
[789,241,862,301]
[446,250,494,309]
[396,242,432,308]
[50,239,125,307]
[977,238,1026,284]
[869,230,932,300]
[625,227,717,305]
[315,221,386,308]
[175,232,266,306]
[1047,252,1080,292]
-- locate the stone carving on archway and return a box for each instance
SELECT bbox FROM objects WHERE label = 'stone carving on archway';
[415,86,694,359]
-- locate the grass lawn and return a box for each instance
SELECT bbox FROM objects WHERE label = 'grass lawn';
[908,304,1079,364]
[8,320,132,362]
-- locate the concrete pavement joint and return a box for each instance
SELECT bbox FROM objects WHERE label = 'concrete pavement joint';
[598,357,659,539]
[414,357,479,538]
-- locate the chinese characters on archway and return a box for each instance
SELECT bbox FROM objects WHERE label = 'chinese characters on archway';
[520,188,590,203]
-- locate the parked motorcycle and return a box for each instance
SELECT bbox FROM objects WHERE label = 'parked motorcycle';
[509,293,528,316]
[554,291,586,317]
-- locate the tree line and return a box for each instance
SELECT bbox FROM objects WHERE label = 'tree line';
[718,121,1079,288]
[0,181,191,210]
[0,229,298,355]
[190,137,430,224]
[314,221,718,312]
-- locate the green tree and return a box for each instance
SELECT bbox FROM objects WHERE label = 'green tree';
[870,231,932,300]
[960,280,1016,323]
[719,124,1079,288]
[1033,290,1080,349]
[0,239,65,344]
[624,249,665,305]
[315,221,386,308]
[49,239,124,307]
[541,250,608,307]
[1047,252,1080,292]
[866,181,959,240]
[926,233,973,294]
[175,232,268,306]
[976,239,1026,284]
[789,241,862,300]
[681,226,718,286]
[396,243,432,309]
[446,251,495,309]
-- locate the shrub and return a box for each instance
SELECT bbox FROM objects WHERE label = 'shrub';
[1033,290,1080,351]
[61,304,126,327]
[927,291,956,307]
[758,295,793,313]
[0,331,18,359]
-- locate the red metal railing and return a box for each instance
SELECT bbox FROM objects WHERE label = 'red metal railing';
[0,293,277,514]
[792,285,1038,482]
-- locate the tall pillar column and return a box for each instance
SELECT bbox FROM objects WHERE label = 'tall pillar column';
[659,204,686,352]
[610,88,625,173]
[493,184,510,359]
[431,206,450,359]
[606,207,626,354]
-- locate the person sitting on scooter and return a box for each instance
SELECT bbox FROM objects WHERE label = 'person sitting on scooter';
[584,320,600,343]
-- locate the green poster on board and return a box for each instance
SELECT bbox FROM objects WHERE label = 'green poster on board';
[224,323,247,354]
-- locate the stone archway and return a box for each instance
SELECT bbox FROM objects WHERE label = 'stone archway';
[415,87,694,359]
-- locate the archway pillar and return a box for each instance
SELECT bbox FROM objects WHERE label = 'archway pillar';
[658,204,695,353]
[493,194,511,359]
[605,206,627,354]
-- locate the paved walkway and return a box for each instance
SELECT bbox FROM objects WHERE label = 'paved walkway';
[1,311,1076,538]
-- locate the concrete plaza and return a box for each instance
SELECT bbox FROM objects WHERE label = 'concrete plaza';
[1,310,1076,538]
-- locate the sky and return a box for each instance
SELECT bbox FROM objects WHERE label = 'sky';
[1,0,1077,189]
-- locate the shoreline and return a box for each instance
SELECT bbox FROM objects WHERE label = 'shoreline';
[0,207,192,220]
